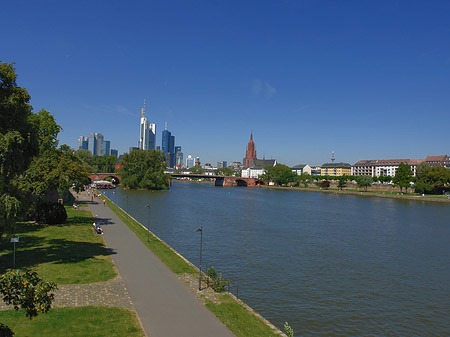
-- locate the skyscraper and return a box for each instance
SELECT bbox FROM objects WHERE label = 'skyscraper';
[78,136,88,150]
[175,146,183,168]
[244,132,257,167]
[186,155,194,168]
[161,122,176,167]
[138,100,156,150]
[103,140,110,156]
[88,133,97,155]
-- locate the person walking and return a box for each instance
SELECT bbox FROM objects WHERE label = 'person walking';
[103,199,106,207]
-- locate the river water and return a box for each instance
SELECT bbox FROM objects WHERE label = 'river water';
[101,183,450,336]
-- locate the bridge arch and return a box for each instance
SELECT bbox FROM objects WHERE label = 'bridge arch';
[234,179,248,187]
[89,173,121,184]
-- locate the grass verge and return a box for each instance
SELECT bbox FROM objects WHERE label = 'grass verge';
[99,193,196,275]
[205,294,280,337]
[0,306,144,337]
[0,206,116,284]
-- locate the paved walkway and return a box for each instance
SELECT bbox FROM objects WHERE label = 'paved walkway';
[85,191,235,337]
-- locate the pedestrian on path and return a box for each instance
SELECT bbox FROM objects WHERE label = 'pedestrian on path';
[103,199,106,207]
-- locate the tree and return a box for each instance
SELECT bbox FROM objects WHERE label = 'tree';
[0,269,57,335]
[0,62,39,238]
[120,150,170,190]
[189,166,205,175]
[214,167,234,176]
[296,173,312,187]
[423,166,450,194]
[415,162,431,193]
[356,175,373,191]
[392,163,412,193]
[337,176,348,190]
[263,164,297,186]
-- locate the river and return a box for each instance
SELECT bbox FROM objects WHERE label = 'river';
[101,183,450,336]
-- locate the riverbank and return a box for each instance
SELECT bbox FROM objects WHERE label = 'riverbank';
[261,185,450,203]
[98,190,286,337]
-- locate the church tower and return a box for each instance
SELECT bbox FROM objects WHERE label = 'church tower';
[244,132,257,167]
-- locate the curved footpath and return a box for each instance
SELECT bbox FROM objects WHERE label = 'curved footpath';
[86,191,235,337]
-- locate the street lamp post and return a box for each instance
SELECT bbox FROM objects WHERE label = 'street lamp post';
[145,204,150,241]
[195,226,203,291]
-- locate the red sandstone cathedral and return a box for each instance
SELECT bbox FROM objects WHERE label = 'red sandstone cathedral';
[244,132,257,167]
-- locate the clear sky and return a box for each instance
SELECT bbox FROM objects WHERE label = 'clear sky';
[2,0,449,166]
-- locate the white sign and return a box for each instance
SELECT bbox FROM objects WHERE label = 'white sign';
[10,237,19,243]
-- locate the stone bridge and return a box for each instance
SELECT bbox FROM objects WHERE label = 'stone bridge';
[89,173,121,183]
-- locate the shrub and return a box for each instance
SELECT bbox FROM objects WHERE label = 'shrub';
[206,267,230,292]
[29,201,67,224]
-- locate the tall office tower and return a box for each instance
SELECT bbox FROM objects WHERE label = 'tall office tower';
[138,100,156,150]
[110,149,118,157]
[96,133,104,156]
[88,133,105,155]
[88,133,97,155]
[161,122,176,167]
[103,140,111,156]
[186,155,194,169]
[175,146,183,168]
[78,136,88,150]
[244,131,257,167]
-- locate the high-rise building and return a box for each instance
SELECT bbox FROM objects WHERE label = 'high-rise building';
[96,133,104,156]
[78,136,88,150]
[88,133,97,155]
[186,155,194,169]
[110,149,118,157]
[138,100,156,150]
[244,132,257,167]
[175,146,183,168]
[162,122,176,167]
[103,140,110,156]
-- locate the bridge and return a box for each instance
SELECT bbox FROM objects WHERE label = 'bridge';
[89,173,264,187]
[89,173,121,183]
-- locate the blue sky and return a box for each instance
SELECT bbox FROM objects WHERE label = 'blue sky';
[2,0,449,166]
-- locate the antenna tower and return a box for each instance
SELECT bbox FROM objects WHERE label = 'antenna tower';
[331,151,335,162]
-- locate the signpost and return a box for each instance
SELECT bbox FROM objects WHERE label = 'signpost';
[10,237,19,269]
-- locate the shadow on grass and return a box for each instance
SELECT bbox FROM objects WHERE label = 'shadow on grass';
[0,237,116,272]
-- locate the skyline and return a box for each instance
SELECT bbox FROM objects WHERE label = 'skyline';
[2,1,449,166]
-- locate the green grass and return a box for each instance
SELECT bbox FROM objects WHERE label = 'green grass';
[0,207,116,284]
[99,193,196,275]
[0,306,144,337]
[205,295,280,337]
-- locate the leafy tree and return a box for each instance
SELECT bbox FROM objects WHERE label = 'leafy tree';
[214,167,234,176]
[0,269,57,335]
[120,150,170,190]
[263,164,296,186]
[356,175,373,191]
[392,163,412,193]
[296,173,312,187]
[0,62,39,238]
[189,166,205,175]
[337,176,348,190]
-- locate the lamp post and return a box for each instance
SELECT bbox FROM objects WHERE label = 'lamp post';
[195,226,203,291]
[145,204,150,241]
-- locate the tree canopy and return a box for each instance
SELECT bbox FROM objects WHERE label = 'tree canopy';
[261,164,297,186]
[392,163,412,193]
[120,150,170,190]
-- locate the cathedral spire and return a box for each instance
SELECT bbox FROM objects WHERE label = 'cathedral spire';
[244,131,257,167]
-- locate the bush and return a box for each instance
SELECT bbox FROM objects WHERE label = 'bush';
[29,201,67,224]
[206,267,230,292]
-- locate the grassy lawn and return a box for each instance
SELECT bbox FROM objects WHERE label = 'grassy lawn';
[0,306,144,337]
[99,194,196,275]
[205,295,280,337]
[0,207,116,284]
